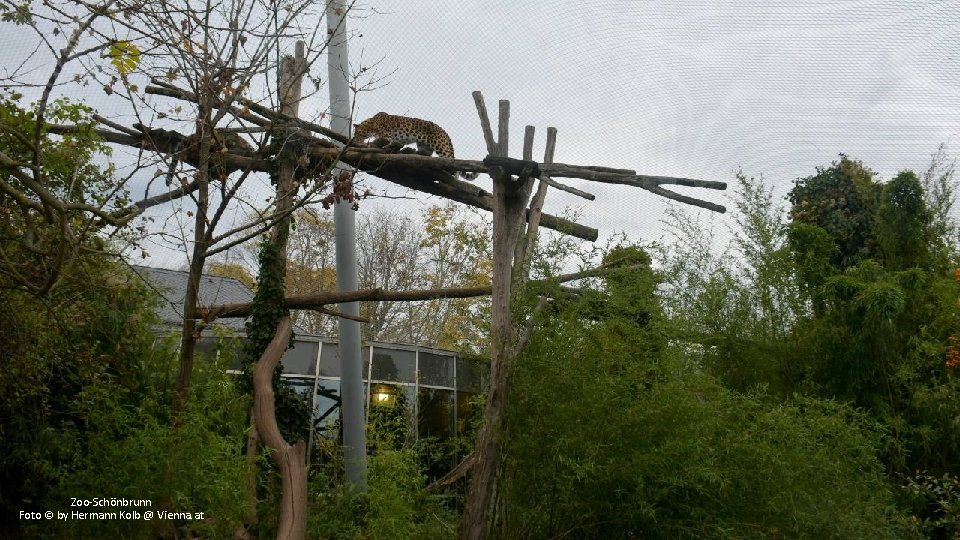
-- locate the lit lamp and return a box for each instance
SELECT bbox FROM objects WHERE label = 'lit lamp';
[371,384,396,407]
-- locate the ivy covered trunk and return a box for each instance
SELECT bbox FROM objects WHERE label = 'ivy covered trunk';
[240,42,310,540]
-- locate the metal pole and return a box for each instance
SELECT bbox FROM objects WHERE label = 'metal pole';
[326,0,367,491]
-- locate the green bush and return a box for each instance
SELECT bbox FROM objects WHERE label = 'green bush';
[305,391,457,539]
[306,448,456,539]
[502,265,918,539]
[40,340,250,539]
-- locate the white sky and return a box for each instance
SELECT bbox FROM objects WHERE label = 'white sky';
[2,0,959,268]
[345,0,960,239]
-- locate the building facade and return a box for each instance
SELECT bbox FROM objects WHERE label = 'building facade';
[135,265,483,441]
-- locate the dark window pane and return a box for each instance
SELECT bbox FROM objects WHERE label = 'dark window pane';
[417,388,454,439]
[403,385,416,410]
[281,341,319,375]
[419,352,455,387]
[319,341,339,377]
[320,342,370,378]
[369,384,415,444]
[285,378,314,404]
[456,358,483,392]
[195,336,218,359]
[456,392,479,435]
[316,380,341,431]
[219,338,243,370]
[196,337,244,370]
[371,347,416,383]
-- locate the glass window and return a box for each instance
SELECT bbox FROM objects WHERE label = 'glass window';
[285,378,315,405]
[319,343,370,378]
[281,341,319,375]
[371,347,416,383]
[418,388,454,439]
[456,392,479,435]
[319,341,339,377]
[369,383,399,408]
[195,336,218,360]
[368,383,414,444]
[456,358,483,392]
[219,337,244,370]
[196,337,244,369]
[419,352,455,387]
[316,380,341,432]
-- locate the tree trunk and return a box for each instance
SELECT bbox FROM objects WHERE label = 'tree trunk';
[459,98,536,539]
[253,317,307,540]
[239,41,310,540]
[240,415,259,538]
[173,85,215,419]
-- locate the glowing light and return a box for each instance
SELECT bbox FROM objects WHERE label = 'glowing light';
[371,384,396,407]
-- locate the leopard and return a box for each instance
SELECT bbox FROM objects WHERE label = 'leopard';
[351,112,479,180]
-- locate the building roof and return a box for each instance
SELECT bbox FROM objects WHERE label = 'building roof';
[131,265,254,332]
[128,265,473,388]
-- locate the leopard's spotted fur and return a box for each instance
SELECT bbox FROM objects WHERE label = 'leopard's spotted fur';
[351,112,479,180]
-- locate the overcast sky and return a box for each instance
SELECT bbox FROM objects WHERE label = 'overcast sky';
[2,0,959,268]
[346,0,960,239]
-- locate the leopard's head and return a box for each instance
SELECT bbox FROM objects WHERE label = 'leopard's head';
[352,111,391,143]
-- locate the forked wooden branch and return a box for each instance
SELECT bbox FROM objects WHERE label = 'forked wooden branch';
[517,127,557,279]
[484,156,727,213]
[512,126,559,356]
[144,83,723,211]
[45,122,597,240]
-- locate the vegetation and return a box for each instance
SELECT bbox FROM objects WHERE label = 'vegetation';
[505,244,915,539]
[0,255,249,539]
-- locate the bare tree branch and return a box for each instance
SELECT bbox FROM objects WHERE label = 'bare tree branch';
[147,78,349,143]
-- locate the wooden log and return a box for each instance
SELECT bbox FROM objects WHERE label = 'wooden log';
[196,260,646,320]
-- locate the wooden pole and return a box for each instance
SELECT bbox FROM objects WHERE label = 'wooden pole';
[244,41,309,540]
[460,95,537,540]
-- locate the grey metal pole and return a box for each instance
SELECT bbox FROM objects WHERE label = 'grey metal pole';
[326,0,367,491]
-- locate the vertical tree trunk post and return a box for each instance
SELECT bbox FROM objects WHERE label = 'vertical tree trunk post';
[162,76,218,540]
[173,80,216,419]
[273,40,308,250]
[242,41,309,539]
[459,94,538,540]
